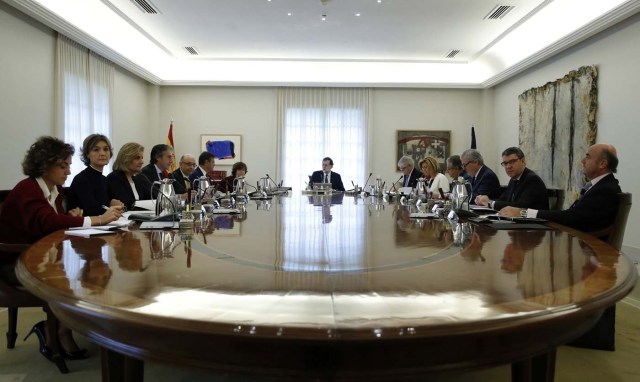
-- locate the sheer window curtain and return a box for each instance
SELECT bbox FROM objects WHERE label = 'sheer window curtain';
[56,34,114,185]
[276,88,370,272]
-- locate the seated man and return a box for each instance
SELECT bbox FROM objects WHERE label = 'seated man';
[397,155,423,188]
[189,151,216,184]
[310,157,345,191]
[475,147,548,210]
[461,149,501,203]
[172,154,197,194]
[500,143,621,233]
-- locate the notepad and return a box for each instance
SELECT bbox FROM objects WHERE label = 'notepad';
[409,212,437,219]
[139,221,179,229]
[64,229,117,238]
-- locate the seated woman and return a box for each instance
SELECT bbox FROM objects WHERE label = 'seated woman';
[106,142,152,210]
[218,161,248,193]
[419,156,450,198]
[67,134,124,216]
[0,136,121,365]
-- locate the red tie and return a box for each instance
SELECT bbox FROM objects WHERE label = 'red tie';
[162,170,169,179]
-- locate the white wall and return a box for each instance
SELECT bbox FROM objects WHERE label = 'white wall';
[0,3,153,189]
[493,12,640,248]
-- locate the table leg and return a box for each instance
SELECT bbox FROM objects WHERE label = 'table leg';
[101,346,144,382]
[511,348,556,382]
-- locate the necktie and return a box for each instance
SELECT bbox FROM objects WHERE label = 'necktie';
[158,172,163,180]
[580,182,592,197]
[509,179,518,202]
[404,175,409,187]
[324,173,328,183]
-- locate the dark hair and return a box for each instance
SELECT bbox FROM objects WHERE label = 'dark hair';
[447,155,462,169]
[22,136,75,178]
[323,157,334,165]
[501,147,525,159]
[231,161,248,176]
[150,144,172,164]
[600,148,618,173]
[198,151,215,165]
[81,134,113,166]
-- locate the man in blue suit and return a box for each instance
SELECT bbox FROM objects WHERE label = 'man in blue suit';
[189,151,216,184]
[310,157,345,191]
[460,149,501,203]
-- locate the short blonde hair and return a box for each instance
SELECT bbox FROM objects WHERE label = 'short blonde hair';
[113,142,144,172]
[420,156,440,175]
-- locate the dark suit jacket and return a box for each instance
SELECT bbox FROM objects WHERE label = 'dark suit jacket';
[493,167,548,210]
[67,166,110,216]
[0,178,83,245]
[310,171,345,191]
[106,170,152,210]
[401,168,423,188]
[470,165,501,202]
[139,163,164,184]
[538,173,621,232]
[172,169,190,194]
[188,167,206,184]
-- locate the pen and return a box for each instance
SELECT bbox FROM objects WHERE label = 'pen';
[102,205,109,211]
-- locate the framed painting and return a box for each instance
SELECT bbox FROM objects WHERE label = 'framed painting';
[396,130,451,172]
[200,134,242,166]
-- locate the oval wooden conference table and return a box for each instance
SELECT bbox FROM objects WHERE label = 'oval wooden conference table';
[16,194,637,382]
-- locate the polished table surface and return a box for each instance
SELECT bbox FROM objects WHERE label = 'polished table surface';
[17,194,637,380]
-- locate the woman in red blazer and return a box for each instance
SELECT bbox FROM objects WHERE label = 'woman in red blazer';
[0,136,121,366]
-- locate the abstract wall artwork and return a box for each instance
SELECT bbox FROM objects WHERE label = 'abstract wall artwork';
[200,134,241,166]
[396,130,451,172]
[519,65,598,209]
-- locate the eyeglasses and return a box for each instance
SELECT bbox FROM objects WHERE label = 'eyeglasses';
[462,162,471,168]
[500,158,521,167]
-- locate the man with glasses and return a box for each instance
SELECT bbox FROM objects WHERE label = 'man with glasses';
[172,154,197,194]
[397,156,423,188]
[446,155,469,188]
[460,149,501,203]
[475,147,548,210]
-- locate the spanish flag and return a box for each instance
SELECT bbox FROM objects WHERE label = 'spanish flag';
[167,120,176,172]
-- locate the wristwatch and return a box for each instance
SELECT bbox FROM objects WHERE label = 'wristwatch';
[520,209,528,218]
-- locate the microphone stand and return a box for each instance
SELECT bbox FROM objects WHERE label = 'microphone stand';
[391,175,403,192]
[362,172,373,191]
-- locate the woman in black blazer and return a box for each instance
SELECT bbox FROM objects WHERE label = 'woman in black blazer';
[107,142,152,210]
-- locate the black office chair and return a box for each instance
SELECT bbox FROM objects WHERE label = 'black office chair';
[569,192,632,351]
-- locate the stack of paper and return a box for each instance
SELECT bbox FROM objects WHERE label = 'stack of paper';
[64,229,117,238]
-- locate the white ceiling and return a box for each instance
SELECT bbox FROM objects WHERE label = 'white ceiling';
[6,0,640,87]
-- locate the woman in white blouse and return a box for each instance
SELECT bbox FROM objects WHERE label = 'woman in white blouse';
[419,156,450,198]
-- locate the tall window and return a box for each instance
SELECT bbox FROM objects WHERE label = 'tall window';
[277,87,369,191]
[56,34,114,184]
[277,88,369,272]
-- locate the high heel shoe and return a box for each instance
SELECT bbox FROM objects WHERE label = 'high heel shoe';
[24,321,69,373]
[23,321,53,361]
[60,347,89,360]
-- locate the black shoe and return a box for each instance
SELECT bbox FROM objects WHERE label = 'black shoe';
[24,321,69,373]
[61,348,89,360]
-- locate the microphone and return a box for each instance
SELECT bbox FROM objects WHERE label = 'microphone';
[391,175,403,192]
[265,174,279,187]
[363,172,373,189]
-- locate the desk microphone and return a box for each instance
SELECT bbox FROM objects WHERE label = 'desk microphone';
[363,172,373,190]
[391,175,403,192]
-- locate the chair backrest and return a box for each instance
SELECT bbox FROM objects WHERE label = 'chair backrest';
[208,170,227,180]
[588,192,632,251]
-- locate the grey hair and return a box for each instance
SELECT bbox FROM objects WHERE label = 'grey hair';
[461,149,484,166]
[397,156,414,168]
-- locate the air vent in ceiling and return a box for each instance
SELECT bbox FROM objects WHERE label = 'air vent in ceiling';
[446,49,461,59]
[484,5,515,20]
[130,0,159,14]
[184,46,199,55]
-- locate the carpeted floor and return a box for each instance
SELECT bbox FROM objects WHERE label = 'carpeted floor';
[1,274,639,382]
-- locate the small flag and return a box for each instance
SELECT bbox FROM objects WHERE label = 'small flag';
[471,126,477,149]
[166,120,176,172]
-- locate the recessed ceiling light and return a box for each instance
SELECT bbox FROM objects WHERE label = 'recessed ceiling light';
[355,13,361,17]
[321,14,327,21]
[377,0,382,3]
[287,12,292,16]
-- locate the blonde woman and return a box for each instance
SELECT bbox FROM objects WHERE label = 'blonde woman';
[419,156,450,198]
[106,142,152,210]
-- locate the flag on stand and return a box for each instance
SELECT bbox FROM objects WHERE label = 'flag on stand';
[166,120,176,172]
[471,126,477,149]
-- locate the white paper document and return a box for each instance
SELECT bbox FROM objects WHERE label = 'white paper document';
[133,200,156,211]
[139,221,179,229]
[64,229,117,238]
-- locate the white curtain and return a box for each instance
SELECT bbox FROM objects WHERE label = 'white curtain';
[56,34,114,184]
[277,87,370,191]
[276,88,370,272]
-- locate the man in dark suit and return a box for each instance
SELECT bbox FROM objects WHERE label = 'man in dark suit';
[461,149,501,202]
[500,144,622,352]
[397,156,423,188]
[500,143,621,233]
[188,151,216,184]
[310,157,345,191]
[475,147,548,210]
[139,144,174,183]
[172,154,197,194]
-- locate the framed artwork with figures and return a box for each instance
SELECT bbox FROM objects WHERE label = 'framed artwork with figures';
[396,130,451,172]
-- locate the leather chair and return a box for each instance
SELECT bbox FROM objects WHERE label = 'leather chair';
[569,192,632,351]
